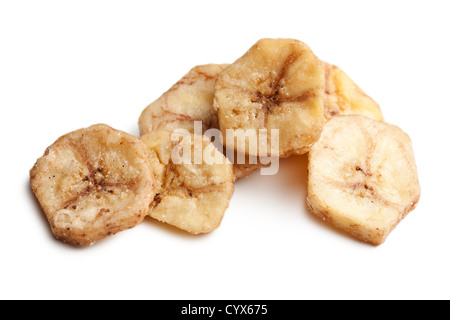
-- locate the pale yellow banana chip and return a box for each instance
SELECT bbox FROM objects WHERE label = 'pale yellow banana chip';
[139,64,229,136]
[214,38,325,157]
[141,131,234,234]
[307,115,420,245]
[324,62,384,121]
[30,124,155,246]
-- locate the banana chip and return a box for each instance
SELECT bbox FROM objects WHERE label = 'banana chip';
[214,38,325,157]
[324,62,384,121]
[30,124,155,246]
[307,115,420,245]
[139,64,229,136]
[141,131,234,234]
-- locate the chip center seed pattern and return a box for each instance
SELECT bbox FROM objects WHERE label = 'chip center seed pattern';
[30,124,155,246]
[141,131,234,234]
[214,39,325,158]
[307,115,420,245]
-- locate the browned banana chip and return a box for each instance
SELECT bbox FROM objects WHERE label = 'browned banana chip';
[307,115,420,245]
[30,124,155,246]
[214,38,325,157]
[323,62,384,121]
[141,131,234,234]
[139,64,229,136]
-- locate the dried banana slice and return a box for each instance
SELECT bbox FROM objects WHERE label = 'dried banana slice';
[214,38,325,157]
[30,124,155,246]
[141,131,234,234]
[139,64,229,136]
[324,62,384,121]
[307,115,420,245]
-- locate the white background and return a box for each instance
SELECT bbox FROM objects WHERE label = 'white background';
[1,0,449,300]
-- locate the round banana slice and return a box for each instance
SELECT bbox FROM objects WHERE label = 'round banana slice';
[139,64,229,136]
[324,62,384,121]
[141,131,234,234]
[214,38,325,157]
[30,124,155,246]
[307,115,420,245]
